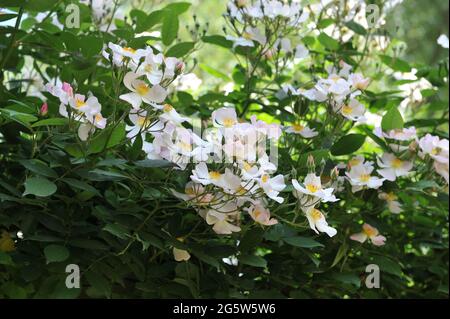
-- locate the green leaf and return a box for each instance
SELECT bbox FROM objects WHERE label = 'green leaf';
[19,159,58,178]
[0,251,13,265]
[317,18,334,29]
[44,245,70,264]
[202,35,233,48]
[0,14,17,22]
[330,134,366,156]
[163,2,191,15]
[23,177,57,197]
[379,55,411,72]
[345,21,367,35]
[283,236,324,248]
[166,41,194,57]
[31,118,69,127]
[199,63,231,81]
[332,273,361,287]
[239,255,267,268]
[331,243,348,268]
[134,159,174,168]
[88,123,125,154]
[240,228,264,253]
[161,14,179,46]
[381,106,404,131]
[318,33,339,51]
[103,223,129,240]
[371,256,403,277]
[61,178,98,194]
[0,109,38,126]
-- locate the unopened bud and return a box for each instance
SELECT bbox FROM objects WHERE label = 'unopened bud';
[40,102,48,116]
[175,61,185,74]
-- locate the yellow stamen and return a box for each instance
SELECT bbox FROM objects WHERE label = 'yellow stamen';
[209,171,222,180]
[242,32,253,40]
[123,47,136,53]
[342,105,353,116]
[136,83,150,96]
[163,104,173,113]
[292,124,304,132]
[261,174,269,183]
[75,99,85,109]
[311,209,323,221]
[222,118,235,128]
[349,158,361,167]
[386,192,397,201]
[360,174,371,182]
[243,161,252,172]
[391,158,403,168]
[306,184,320,193]
[363,224,377,237]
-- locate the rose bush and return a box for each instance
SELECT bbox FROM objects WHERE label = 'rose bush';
[0,0,448,298]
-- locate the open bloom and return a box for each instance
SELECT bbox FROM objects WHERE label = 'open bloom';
[191,162,224,187]
[348,73,370,90]
[69,94,101,117]
[378,192,403,214]
[292,174,338,203]
[120,72,167,109]
[346,164,384,192]
[258,174,286,203]
[211,107,238,128]
[204,208,241,235]
[335,99,366,122]
[376,153,413,181]
[418,134,449,164]
[434,161,449,184]
[285,123,318,138]
[350,223,386,246]
[303,207,337,237]
[247,203,278,226]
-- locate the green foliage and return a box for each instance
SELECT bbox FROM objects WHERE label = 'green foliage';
[0,0,448,300]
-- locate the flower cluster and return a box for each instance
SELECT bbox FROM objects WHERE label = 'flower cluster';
[172,107,285,234]
[285,60,370,123]
[45,82,107,141]
[104,43,197,169]
[225,0,309,59]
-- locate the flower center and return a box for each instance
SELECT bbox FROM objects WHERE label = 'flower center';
[292,124,304,132]
[136,83,150,96]
[178,141,192,151]
[311,209,323,221]
[386,192,397,201]
[209,171,222,180]
[363,226,377,237]
[242,32,253,40]
[349,158,361,167]
[222,118,235,128]
[243,161,252,171]
[163,104,174,112]
[137,116,150,127]
[261,174,269,183]
[431,147,441,155]
[360,174,371,182]
[253,210,261,219]
[342,104,353,115]
[95,114,103,123]
[391,158,403,168]
[75,99,85,109]
[306,183,320,193]
[123,47,136,54]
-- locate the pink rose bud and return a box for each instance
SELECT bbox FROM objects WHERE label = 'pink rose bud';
[175,61,185,74]
[62,82,73,97]
[40,103,48,116]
